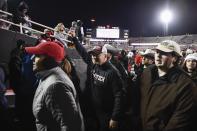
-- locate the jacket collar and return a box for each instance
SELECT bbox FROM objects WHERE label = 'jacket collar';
[97,61,111,69]
[151,66,183,86]
[35,66,60,81]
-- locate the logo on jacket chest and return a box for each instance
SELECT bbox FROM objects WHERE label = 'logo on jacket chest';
[93,72,106,82]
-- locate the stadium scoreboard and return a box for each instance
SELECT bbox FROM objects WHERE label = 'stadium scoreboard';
[86,26,129,39]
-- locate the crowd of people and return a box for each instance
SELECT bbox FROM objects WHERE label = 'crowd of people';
[0,27,197,131]
[0,1,197,131]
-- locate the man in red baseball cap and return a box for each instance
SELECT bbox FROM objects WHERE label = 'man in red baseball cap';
[25,41,65,71]
[25,41,65,62]
[25,41,85,131]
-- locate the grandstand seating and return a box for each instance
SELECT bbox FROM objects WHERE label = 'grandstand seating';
[1,9,197,52]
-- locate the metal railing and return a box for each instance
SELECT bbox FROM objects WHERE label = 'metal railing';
[0,10,12,16]
[0,18,43,34]
[0,10,72,43]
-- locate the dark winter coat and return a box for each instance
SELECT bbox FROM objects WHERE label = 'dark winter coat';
[140,65,195,131]
[73,37,124,121]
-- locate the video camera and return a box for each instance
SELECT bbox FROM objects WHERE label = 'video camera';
[69,20,84,43]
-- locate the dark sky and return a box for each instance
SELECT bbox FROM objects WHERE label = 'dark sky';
[8,0,197,37]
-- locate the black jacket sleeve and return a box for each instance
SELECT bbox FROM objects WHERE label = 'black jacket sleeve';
[110,70,124,121]
[72,37,92,66]
[164,83,194,131]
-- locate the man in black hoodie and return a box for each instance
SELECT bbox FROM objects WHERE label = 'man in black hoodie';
[69,31,124,131]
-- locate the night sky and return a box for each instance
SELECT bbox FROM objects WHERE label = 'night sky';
[8,0,197,37]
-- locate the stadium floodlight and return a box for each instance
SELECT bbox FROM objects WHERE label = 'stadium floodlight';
[90,18,96,28]
[160,9,172,24]
[160,9,173,36]
[91,18,96,22]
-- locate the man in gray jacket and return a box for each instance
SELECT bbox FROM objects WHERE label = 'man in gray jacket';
[25,41,84,131]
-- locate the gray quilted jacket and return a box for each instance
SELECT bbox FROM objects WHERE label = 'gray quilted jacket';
[33,67,84,131]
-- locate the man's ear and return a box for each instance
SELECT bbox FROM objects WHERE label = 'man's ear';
[172,55,179,65]
[104,54,108,59]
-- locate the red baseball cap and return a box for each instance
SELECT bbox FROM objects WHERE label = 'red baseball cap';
[25,41,65,62]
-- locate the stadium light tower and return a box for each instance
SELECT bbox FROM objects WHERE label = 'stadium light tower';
[160,9,173,36]
[91,18,96,28]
